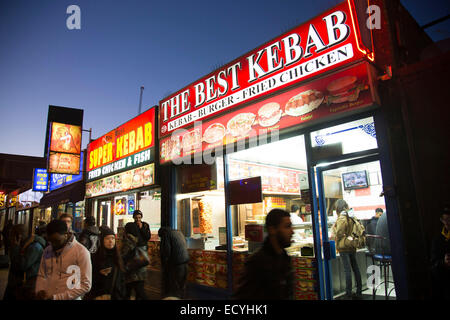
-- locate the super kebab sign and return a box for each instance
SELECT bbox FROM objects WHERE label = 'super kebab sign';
[87,108,155,182]
[159,0,373,138]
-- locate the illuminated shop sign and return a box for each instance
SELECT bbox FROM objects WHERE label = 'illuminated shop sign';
[47,122,82,175]
[159,1,374,138]
[161,62,377,163]
[32,168,49,192]
[86,107,155,182]
[49,152,84,191]
[85,163,154,198]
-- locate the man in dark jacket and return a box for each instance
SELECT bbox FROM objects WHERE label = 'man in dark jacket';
[366,208,383,253]
[431,206,450,299]
[158,227,189,299]
[132,210,151,249]
[78,216,100,254]
[375,209,391,255]
[234,209,294,300]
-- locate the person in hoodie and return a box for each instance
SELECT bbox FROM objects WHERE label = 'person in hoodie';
[35,219,92,300]
[121,222,148,300]
[158,227,189,299]
[85,227,126,300]
[78,216,100,254]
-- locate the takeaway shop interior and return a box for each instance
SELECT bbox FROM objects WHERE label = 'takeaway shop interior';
[175,116,394,298]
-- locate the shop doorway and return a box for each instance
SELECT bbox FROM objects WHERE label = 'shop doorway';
[98,200,112,229]
[314,156,396,300]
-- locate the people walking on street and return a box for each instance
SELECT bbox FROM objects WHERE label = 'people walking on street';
[234,209,294,300]
[121,222,149,300]
[2,219,13,256]
[35,219,92,300]
[332,199,363,300]
[59,213,74,233]
[158,227,189,299]
[85,227,126,300]
[3,224,28,300]
[430,205,450,299]
[78,216,100,254]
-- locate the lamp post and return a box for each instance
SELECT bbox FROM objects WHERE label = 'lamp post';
[138,86,144,115]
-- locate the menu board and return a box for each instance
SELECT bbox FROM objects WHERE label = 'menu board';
[229,160,306,195]
[85,163,154,198]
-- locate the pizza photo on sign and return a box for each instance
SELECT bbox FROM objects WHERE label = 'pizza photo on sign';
[325,75,368,104]
[50,123,82,154]
[257,102,282,127]
[285,90,324,117]
[203,123,226,144]
[227,113,256,137]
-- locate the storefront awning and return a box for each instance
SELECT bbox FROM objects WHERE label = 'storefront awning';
[39,180,85,208]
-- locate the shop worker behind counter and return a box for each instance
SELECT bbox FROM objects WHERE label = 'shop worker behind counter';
[35,220,92,300]
[233,209,294,300]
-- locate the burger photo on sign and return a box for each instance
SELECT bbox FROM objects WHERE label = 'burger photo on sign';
[285,90,324,117]
[325,75,367,104]
[257,102,282,127]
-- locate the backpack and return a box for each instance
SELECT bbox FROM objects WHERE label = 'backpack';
[346,215,366,249]
[87,234,100,254]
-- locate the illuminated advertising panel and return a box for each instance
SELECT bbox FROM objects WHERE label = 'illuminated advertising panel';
[86,107,155,182]
[48,152,81,175]
[32,168,49,192]
[49,122,82,154]
[159,1,374,138]
[49,152,84,191]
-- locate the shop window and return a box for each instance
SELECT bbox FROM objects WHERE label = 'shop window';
[138,188,161,238]
[310,117,378,161]
[176,156,226,251]
[227,135,314,257]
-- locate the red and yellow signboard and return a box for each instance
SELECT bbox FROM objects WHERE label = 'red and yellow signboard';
[160,62,376,163]
[159,0,374,138]
[86,107,155,182]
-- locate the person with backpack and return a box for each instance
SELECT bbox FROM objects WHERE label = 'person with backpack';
[332,199,364,300]
[78,216,101,254]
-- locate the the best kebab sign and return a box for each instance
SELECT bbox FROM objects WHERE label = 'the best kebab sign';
[159,0,373,139]
[87,108,155,182]
[161,62,377,163]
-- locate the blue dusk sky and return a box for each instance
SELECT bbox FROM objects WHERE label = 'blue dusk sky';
[0,0,448,157]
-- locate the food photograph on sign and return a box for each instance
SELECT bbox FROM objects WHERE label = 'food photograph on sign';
[160,62,373,163]
[48,152,81,174]
[50,122,82,154]
[85,163,154,198]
